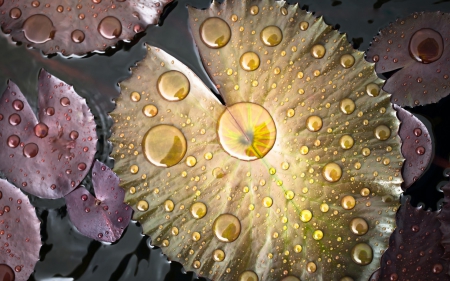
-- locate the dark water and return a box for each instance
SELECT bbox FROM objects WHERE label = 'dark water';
[1,0,450,280]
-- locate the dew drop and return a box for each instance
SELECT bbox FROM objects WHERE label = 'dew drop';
[212,167,225,178]
[143,104,158,117]
[8,114,21,126]
[45,107,55,116]
[60,97,70,106]
[299,21,309,31]
[23,143,38,158]
[339,135,354,150]
[12,100,23,111]
[365,83,380,97]
[213,214,241,243]
[239,52,260,71]
[81,194,88,201]
[164,200,174,212]
[31,0,40,7]
[142,125,187,167]
[136,200,149,211]
[9,7,22,19]
[157,71,190,101]
[260,26,283,47]
[320,203,329,213]
[351,243,373,265]
[305,115,323,132]
[281,276,301,281]
[190,202,207,219]
[263,197,273,208]
[300,210,312,222]
[341,195,356,210]
[287,108,295,117]
[340,54,355,68]
[7,135,20,148]
[239,271,258,281]
[433,263,443,274]
[339,98,355,114]
[130,165,139,174]
[350,218,369,235]
[311,44,326,59]
[199,17,231,48]
[313,230,323,240]
[77,163,86,171]
[130,91,141,102]
[374,125,391,140]
[250,5,259,15]
[98,16,122,39]
[56,5,63,12]
[213,249,225,262]
[322,163,342,182]
[71,29,85,43]
[69,130,79,140]
[186,156,197,167]
[300,145,309,155]
[306,262,317,273]
[23,14,55,44]
[416,146,425,155]
[413,128,422,137]
[34,123,49,138]
[409,28,444,64]
[360,188,370,196]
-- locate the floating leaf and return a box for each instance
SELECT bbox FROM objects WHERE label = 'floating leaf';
[0,0,173,56]
[111,1,404,280]
[0,69,97,199]
[395,105,432,189]
[0,179,41,281]
[366,12,450,107]
[65,160,132,242]
[438,182,450,261]
[375,198,449,281]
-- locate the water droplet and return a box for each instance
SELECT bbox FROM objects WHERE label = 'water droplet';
[142,125,187,167]
[69,130,79,140]
[300,145,309,155]
[409,28,443,64]
[360,188,370,196]
[199,17,231,48]
[190,202,207,219]
[8,113,21,126]
[306,115,323,132]
[365,83,380,97]
[137,200,149,211]
[350,218,369,235]
[322,163,342,182]
[157,71,190,101]
[339,135,354,150]
[143,104,158,117]
[285,191,294,200]
[239,52,260,71]
[313,230,323,240]
[217,103,276,161]
[130,91,141,102]
[161,239,169,247]
[351,243,373,265]
[185,156,197,167]
[98,16,122,39]
[306,262,317,273]
[212,167,225,178]
[250,5,259,15]
[300,210,312,222]
[130,165,139,174]
[362,148,371,156]
[77,163,86,171]
[23,14,55,44]
[171,227,178,236]
[287,108,295,117]
[411,225,419,232]
[311,44,326,59]
[416,146,425,155]
[339,98,355,115]
[281,276,301,281]
[81,194,88,201]
[192,231,201,241]
[320,203,329,213]
[60,97,70,106]
[45,107,55,116]
[213,214,241,243]
[9,7,22,19]
[374,125,391,141]
[413,128,422,137]
[23,143,38,158]
[263,197,273,208]
[299,21,309,31]
[433,263,443,274]
[260,25,283,47]
[11,100,23,111]
[341,195,356,210]
[164,200,174,212]
[213,249,225,262]
[31,0,40,7]
[71,29,85,43]
[239,271,258,281]
[34,123,49,138]
[340,54,355,68]
[7,135,20,148]
[0,264,14,281]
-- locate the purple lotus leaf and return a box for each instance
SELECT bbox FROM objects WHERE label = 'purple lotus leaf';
[375,198,449,281]
[0,0,173,56]
[366,12,450,107]
[65,160,132,243]
[0,179,41,281]
[395,105,433,189]
[0,69,97,199]
[437,182,450,261]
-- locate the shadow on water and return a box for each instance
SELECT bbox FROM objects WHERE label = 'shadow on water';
[1,0,450,280]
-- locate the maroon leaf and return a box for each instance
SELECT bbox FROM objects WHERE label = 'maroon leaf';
[0,0,173,56]
[366,12,450,107]
[65,160,132,243]
[376,198,449,281]
[395,105,433,189]
[0,69,97,199]
[438,182,450,260]
[0,179,41,281]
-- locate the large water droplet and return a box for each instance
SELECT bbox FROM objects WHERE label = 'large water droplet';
[281,276,301,281]
[217,103,276,161]
[306,115,323,132]
[311,44,326,59]
[23,143,39,158]
[22,14,55,44]
[136,200,149,211]
[200,17,231,48]
[341,195,356,210]
[322,163,342,182]
[0,264,15,281]
[213,249,225,262]
[34,123,49,138]
[190,202,207,219]
[9,8,21,19]
[239,271,258,281]
[8,114,21,126]
[157,71,190,101]
[260,26,282,46]
[339,135,354,150]
[339,98,355,115]
[365,83,380,97]
[98,16,122,39]
[351,243,373,265]
[7,135,20,148]
[340,54,355,68]
[240,52,260,71]
[213,214,241,242]
[71,30,85,43]
[164,200,174,212]
[142,104,158,117]
[409,28,444,64]
[374,125,391,140]
[300,210,312,222]
[142,125,187,167]
[306,262,317,273]
[350,218,369,235]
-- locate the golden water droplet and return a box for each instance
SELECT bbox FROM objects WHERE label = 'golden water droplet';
[162,239,169,247]
[350,218,369,235]
[294,244,302,253]
[212,167,225,178]
[339,135,354,150]
[164,200,174,212]
[306,262,317,273]
[142,125,187,167]
[269,167,276,175]
[213,214,241,243]
[351,243,373,265]
[143,104,158,117]
[213,249,225,262]
[281,162,290,170]
[300,146,309,155]
[285,191,294,200]
[230,14,238,22]
[263,197,273,207]
[360,188,370,196]
[130,165,139,174]
[130,91,141,102]
[204,152,213,160]
[137,200,149,211]
[300,210,312,222]
[171,227,179,236]
[186,156,197,167]
[281,7,288,15]
[250,5,259,15]
[240,52,260,71]
[239,271,259,281]
[157,71,190,101]
[366,83,380,97]
[260,25,283,47]
[129,186,136,194]
[192,231,201,241]
[193,260,201,269]
[200,17,231,48]
[287,108,295,117]
[248,204,255,211]
[322,163,342,182]
[362,148,371,157]
[340,54,355,68]
[339,98,356,115]
[299,21,309,31]
[374,125,391,140]
[190,202,207,219]
[311,44,326,59]
[306,115,323,132]
[243,186,249,193]
[313,230,323,240]
[341,195,356,210]
[320,203,329,212]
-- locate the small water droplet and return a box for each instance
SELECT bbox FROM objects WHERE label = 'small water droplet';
[306,262,317,273]
[311,44,326,59]
[164,200,174,212]
[416,146,425,155]
[23,143,39,158]
[60,97,70,106]
[340,54,355,68]
[239,51,260,71]
[157,71,190,101]
[7,135,20,148]
[339,98,356,114]
[374,125,391,140]
[305,115,323,132]
[413,128,422,137]
[300,210,312,222]
[8,113,21,126]
[71,30,85,43]
[351,243,373,265]
[350,218,369,235]
[81,194,88,201]
[190,202,207,219]
[299,21,309,31]
[98,16,122,39]
[339,135,354,150]
[34,123,49,138]
[365,83,380,97]
[77,163,86,171]
[250,5,259,15]
[142,104,158,117]
[130,91,141,102]
[322,163,342,182]
[69,130,79,140]
[213,249,225,262]
[57,5,63,12]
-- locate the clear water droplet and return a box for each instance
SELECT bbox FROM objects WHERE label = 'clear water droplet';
[71,30,85,43]
[260,25,283,47]
[23,143,39,158]
[157,71,190,101]
[409,28,444,64]
[213,214,241,242]
[199,17,231,48]
[98,16,122,39]
[23,14,55,44]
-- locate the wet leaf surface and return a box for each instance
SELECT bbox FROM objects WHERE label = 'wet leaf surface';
[65,160,132,242]
[395,105,433,189]
[0,179,41,281]
[0,0,173,56]
[0,69,97,199]
[111,0,405,280]
[366,12,450,107]
[437,181,450,261]
[376,197,449,281]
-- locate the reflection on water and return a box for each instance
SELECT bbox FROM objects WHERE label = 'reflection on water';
[1,0,450,280]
